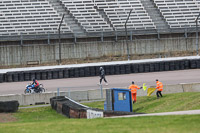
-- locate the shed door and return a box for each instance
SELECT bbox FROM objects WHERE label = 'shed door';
[113,90,132,112]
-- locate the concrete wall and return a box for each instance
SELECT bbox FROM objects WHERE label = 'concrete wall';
[0,34,199,66]
[0,82,200,106]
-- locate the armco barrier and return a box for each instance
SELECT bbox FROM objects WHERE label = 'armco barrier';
[0,83,200,106]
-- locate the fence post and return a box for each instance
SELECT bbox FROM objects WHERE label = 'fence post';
[130,31,133,41]
[57,88,60,96]
[101,32,104,42]
[48,32,50,45]
[20,33,23,45]
[115,31,118,42]
[100,84,103,99]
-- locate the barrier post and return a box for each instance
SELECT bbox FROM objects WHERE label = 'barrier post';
[100,84,103,99]
[57,88,60,96]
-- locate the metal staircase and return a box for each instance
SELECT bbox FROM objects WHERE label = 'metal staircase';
[48,0,86,37]
[140,0,171,33]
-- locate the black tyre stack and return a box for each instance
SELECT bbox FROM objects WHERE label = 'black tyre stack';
[125,64,131,74]
[131,64,139,73]
[105,66,110,75]
[18,72,24,81]
[41,70,47,80]
[0,73,3,83]
[30,71,36,81]
[174,61,180,70]
[114,65,120,75]
[138,64,144,73]
[58,69,64,79]
[169,61,175,71]
[119,65,125,74]
[179,60,185,70]
[79,67,85,77]
[144,63,150,72]
[184,60,190,69]
[47,69,53,79]
[6,72,13,82]
[154,63,160,71]
[0,101,19,112]
[190,60,197,69]
[52,69,59,79]
[35,71,41,80]
[89,67,96,76]
[84,67,90,77]
[63,69,69,78]
[12,72,19,82]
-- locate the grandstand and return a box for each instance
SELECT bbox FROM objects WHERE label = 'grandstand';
[0,0,200,41]
[1,0,200,67]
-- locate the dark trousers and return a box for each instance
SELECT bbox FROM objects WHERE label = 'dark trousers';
[156,91,162,98]
[100,76,107,83]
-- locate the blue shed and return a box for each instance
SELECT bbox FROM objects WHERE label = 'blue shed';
[104,88,132,112]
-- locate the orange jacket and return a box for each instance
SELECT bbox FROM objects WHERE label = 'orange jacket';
[156,81,163,91]
[129,84,140,93]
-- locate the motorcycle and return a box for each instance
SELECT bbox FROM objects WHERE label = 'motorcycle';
[24,83,45,94]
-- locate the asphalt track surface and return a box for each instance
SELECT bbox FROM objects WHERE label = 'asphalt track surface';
[0,69,200,95]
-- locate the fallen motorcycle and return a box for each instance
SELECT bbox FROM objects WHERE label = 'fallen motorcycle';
[24,83,45,94]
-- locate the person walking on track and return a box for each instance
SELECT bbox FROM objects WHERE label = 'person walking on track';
[156,79,163,99]
[128,81,141,104]
[98,67,108,85]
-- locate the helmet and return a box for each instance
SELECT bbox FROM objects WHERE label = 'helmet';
[33,79,36,82]
[100,67,103,70]
[132,81,134,84]
[156,79,158,81]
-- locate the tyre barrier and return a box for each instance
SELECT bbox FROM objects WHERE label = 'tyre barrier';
[18,72,24,81]
[35,71,41,80]
[50,96,89,118]
[0,100,19,112]
[58,69,64,79]
[2,59,200,83]
[47,69,53,79]
[50,96,143,119]
[50,96,105,119]
[0,73,3,83]
[30,71,36,81]
[114,65,120,74]
[41,70,47,80]
[13,72,19,82]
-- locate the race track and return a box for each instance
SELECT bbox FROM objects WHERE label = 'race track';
[0,69,200,95]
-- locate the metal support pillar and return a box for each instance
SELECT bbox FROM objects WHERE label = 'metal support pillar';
[58,14,65,65]
[195,13,200,56]
[125,9,133,61]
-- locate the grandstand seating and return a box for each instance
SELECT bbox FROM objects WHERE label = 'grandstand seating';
[60,0,113,32]
[94,0,156,30]
[153,0,200,28]
[1,0,200,36]
[0,0,72,36]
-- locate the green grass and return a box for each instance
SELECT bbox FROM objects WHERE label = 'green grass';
[0,92,200,133]
[83,92,200,113]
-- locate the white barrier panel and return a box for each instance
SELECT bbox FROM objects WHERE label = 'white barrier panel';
[87,109,104,119]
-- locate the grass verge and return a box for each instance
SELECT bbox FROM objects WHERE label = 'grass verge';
[0,92,200,133]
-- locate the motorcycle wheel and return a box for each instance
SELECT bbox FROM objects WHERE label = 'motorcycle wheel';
[39,88,45,93]
[24,89,31,94]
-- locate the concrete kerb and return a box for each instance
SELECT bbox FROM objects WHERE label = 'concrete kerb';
[181,83,200,92]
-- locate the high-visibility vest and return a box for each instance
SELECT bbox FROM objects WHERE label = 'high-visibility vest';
[156,81,163,91]
[129,84,140,93]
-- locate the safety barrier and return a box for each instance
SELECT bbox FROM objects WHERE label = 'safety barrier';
[1,58,200,83]
[0,82,200,106]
